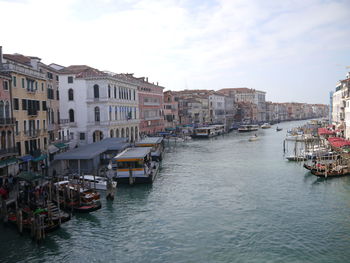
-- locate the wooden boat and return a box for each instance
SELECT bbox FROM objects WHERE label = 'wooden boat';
[261,123,271,129]
[113,147,160,184]
[135,137,164,161]
[74,175,117,191]
[310,166,350,178]
[53,181,102,213]
[238,125,259,132]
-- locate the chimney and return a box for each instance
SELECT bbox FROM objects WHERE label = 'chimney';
[0,46,2,68]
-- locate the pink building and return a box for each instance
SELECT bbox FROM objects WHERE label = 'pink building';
[163,91,179,129]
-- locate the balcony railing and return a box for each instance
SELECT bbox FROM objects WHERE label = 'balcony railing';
[24,129,41,137]
[0,63,46,79]
[0,147,18,156]
[0,117,15,125]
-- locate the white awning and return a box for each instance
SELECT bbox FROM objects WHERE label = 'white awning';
[48,145,59,154]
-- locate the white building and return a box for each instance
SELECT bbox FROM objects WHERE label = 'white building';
[209,92,226,124]
[58,65,140,146]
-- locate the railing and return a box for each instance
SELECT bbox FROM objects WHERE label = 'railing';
[0,118,15,125]
[0,147,18,156]
[0,63,46,79]
[24,129,41,137]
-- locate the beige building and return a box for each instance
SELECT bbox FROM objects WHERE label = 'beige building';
[2,53,49,169]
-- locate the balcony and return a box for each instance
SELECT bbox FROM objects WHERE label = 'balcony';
[24,129,41,138]
[0,63,46,80]
[0,147,18,157]
[0,117,15,126]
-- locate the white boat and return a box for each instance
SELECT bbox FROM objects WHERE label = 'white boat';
[79,175,117,191]
[261,123,271,129]
[249,135,259,142]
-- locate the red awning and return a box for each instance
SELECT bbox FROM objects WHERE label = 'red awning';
[318,128,336,136]
[328,137,350,148]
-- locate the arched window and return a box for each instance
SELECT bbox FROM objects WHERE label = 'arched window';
[51,109,55,124]
[94,84,99,98]
[116,129,119,137]
[115,107,118,120]
[0,101,4,118]
[110,129,114,138]
[114,86,117,98]
[68,89,74,100]
[108,85,111,98]
[94,106,100,122]
[69,109,75,122]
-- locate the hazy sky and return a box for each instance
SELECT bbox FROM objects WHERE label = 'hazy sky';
[0,0,349,104]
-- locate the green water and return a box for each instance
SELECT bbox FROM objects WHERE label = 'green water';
[2,120,350,263]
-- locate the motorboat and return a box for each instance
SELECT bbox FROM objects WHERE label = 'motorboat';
[78,175,117,191]
[248,135,259,141]
[261,123,271,129]
[238,125,259,132]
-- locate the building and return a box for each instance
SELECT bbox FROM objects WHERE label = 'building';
[163,90,179,129]
[58,65,140,146]
[0,71,17,175]
[1,52,49,171]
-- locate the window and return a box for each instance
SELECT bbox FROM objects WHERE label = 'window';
[94,107,100,122]
[5,102,10,118]
[114,86,117,98]
[44,137,47,147]
[108,85,111,98]
[68,76,73,83]
[13,76,16,87]
[69,109,75,122]
[42,101,47,111]
[15,121,18,135]
[24,120,27,132]
[68,89,74,100]
[43,120,46,130]
[56,90,59,100]
[22,78,25,88]
[80,133,85,140]
[22,99,27,110]
[0,101,3,118]
[133,90,136,100]
[3,81,8,90]
[37,120,40,129]
[13,98,19,110]
[56,75,59,81]
[93,84,99,98]
[41,83,44,91]
[47,72,53,79]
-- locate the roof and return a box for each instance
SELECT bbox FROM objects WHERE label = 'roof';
[3,54,32,66]
[114,147,152,160]
[135,137,164,145]
[59,65,107,79]
[328,137,350,148]
[318,128,336,136]
[54,138,129,160]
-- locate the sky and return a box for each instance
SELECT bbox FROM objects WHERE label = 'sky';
[0,0,349,104]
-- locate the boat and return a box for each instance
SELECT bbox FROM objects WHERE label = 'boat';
[310,165,350,178]
[192,126,216,138]
[112,147,160,184]
[210,124,225,135]
[248,135,259,141]
[286,155,307,161]
[261,123,271,129]
[238,125,259,132]
[135,137,164,161]
[276,127,283,131]
[74,175,117,191]
[53,181,102,213]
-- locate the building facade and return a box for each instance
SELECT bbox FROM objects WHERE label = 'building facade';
[163,91,179,129]
[1,53,49,171]
[58,66,140,146]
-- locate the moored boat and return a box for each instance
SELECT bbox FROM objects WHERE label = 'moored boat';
[135,137,164,161]
[113,147,160,184]
[192,126,216,138]
[261,123,271,129]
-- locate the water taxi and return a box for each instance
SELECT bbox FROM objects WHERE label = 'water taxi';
[238,125,259,132]
[135,137,164,161]
[211,124,225,135]
[192,126,216,138]
[113,147,160,184]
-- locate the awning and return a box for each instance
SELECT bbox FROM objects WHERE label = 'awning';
[0,157,18,168]
[19,155,33,162]
[32,154,47,162]
[48,145,59,154]
[18,171,44,183]
[54,142,68,149]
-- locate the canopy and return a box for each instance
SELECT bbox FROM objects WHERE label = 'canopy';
[19,155,33,162]
[48,144,59,154]
[318,128,336,136]
[328,137,350,148]
[54,142,68,149]
[0,157,18,168]
[32,154,47,162]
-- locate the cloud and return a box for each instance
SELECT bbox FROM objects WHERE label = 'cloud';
[0,0,349,103]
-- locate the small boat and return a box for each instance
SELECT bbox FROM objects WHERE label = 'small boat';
[76,175,117,191]
[276,127,283,131]
[53,181,102,213]
[310,165,350,178]
[261,123,271,129]
[248,135,259,141]
[238,125,259,132]
[191,126,216,138]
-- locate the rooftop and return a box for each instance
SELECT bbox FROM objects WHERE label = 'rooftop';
[114,147,152,160]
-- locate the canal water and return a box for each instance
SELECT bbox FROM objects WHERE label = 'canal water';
[2,120,350,263]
